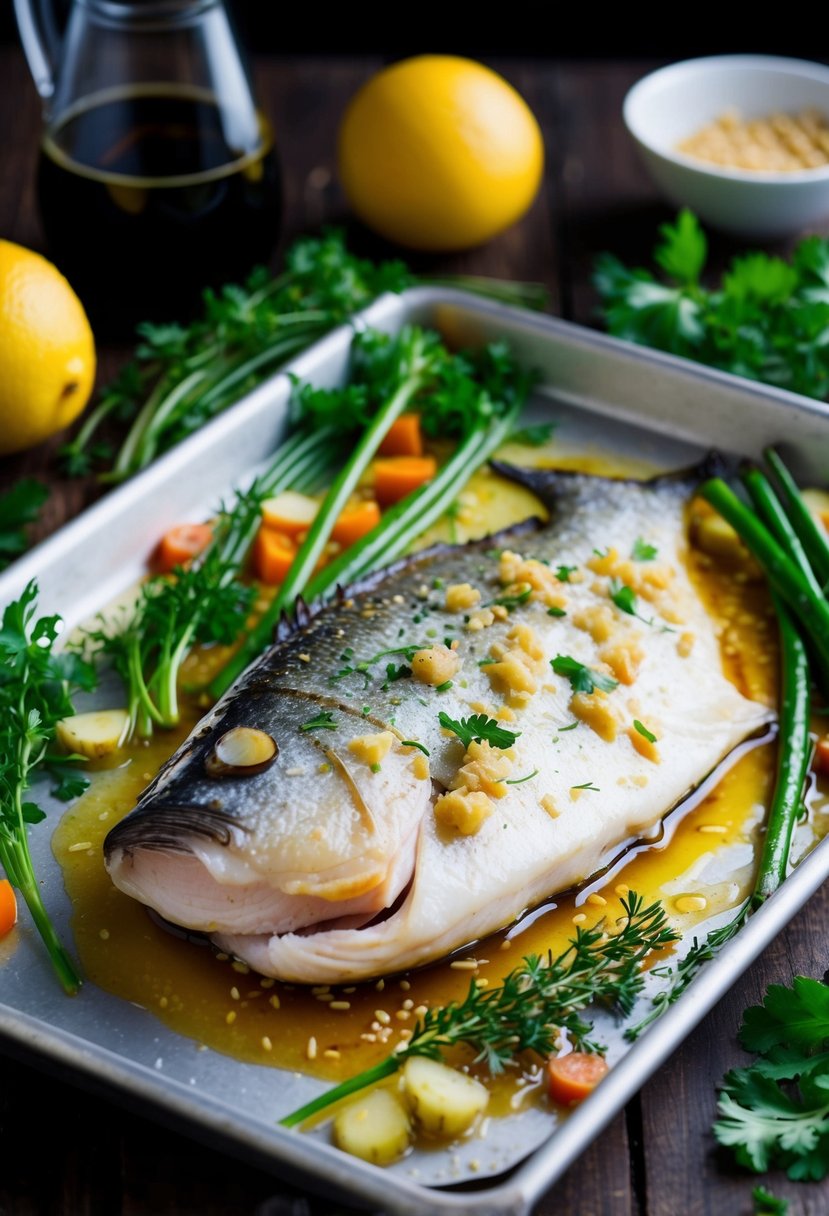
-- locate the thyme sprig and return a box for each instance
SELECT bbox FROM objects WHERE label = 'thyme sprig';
[280,892,677,1128]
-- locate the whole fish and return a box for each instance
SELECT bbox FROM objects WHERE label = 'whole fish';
[105,464,769,983]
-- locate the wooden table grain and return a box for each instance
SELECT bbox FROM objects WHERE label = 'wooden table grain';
[1,48,828,1216]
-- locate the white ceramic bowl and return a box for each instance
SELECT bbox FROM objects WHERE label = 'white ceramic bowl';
[623,55,829,238]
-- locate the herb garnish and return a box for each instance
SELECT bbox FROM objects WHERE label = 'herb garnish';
[300,711,338,733]
[281,893,678,1127]
[633,720,657,744]
[401,740,430,756]
[551,655,619,695]
[609,579,637,616]
[333,643,428,686]
[555,565,577,583]
[572,781,600,792]
[547,605,567,617]
[0,479,48,572]
[632,537,658,562]
[504,769,539,785]
[0,582,94,993]
[438,712,520,750]
[507,422,556,447]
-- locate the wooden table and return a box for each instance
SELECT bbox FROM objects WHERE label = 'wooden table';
[1,49,827,1216]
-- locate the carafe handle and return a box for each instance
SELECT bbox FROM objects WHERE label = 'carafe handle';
[13,0,59,101]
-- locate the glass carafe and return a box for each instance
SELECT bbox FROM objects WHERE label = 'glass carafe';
[15,0,281,331]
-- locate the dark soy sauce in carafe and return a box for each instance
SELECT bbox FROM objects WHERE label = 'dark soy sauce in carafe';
[37,87,281,332]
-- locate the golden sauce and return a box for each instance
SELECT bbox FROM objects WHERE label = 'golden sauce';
[51,450,829,1115]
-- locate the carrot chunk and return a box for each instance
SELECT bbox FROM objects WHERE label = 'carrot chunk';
[373,456,437,506]
[547,1052,609,1106]
[332,500,382,547]
[253,527,297,586]
[378,413,423,457]
[155,522,213,573]
[0,879,17,939]
[814,736,829,776]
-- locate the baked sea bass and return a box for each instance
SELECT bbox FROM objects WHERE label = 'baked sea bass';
[104,464,769,983]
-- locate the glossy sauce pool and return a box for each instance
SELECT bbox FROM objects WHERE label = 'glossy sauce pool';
[52,449,829,1124]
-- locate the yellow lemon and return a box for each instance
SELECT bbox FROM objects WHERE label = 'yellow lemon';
[0,240,95,456]
[338,55,544,251]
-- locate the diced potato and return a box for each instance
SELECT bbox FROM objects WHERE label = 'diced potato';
[333,1087,411,1164]
[691,512,746,561]
[402,1056,489,1137]
[261,491,318,537]
[56,709,129,759]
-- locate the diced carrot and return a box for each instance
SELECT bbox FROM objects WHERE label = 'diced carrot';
[0,879,17,940]
[814,736,829,776]
[821,511,829,534]
[155,522,213,573]
[253,526,297,586]
[378,413,423,458]
[332,500,382,547]
[261,491,319,538]
[547,1052,609,1106]
[373,456,438,506]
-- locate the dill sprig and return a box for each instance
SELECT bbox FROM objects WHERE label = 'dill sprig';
[280,892,677,1128]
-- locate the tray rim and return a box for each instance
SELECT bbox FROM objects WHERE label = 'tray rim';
[3,286,829,1215]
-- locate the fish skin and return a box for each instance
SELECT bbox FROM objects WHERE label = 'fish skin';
[105,463,770,981]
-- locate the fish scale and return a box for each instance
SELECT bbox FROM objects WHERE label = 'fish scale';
[104,464,770,982]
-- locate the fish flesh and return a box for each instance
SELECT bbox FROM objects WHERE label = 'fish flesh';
[104,463,770,983]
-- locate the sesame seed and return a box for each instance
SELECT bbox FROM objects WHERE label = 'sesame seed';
[450,960,479,971]
[402,999,414,1010]
[298,653,311,663]
[215,952,229,962]
[323,1049,342,1060]
[500,939,512,951]
[307,1036,317,1060]
[225,1011,236,1025]
[399,980,411,991]
[343,987,356,994]
[699,824,728,834]
[586,893,607,907]
[375,1010,391,1025]
[614,883,630,897]
[572,913,587,925]
[261,1036,273,1052]
[360,1033,377,1043]
[159,996,169,1009]
[230,986,240,1001]
[395,1010,410,1021]
[316,993,335,1002]
[260,977,275,989]
[286,766,305,777]
[98,811,109,821]
[414,1005,428,1017]
[330,1000,351,1011]
[231,961,250,975]
[268,995,281,1010]
[68,841,92,853]
[475,978,489,988]
[375,979,385,991]
[99,928,110,940]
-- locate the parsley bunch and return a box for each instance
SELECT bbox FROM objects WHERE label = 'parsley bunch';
[0,479,48,572]
[595,210,829,400]
[63,231,546,482]
[0,582,95,993]
[715,977,829,1181]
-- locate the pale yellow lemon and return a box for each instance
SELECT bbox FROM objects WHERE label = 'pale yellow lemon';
[338,55,544,251]
[0,240,95,455]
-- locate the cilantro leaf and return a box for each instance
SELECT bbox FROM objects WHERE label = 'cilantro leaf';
[0,479,48,571]
[438,712,520,750]
[610,578,637,616]
[632,537,658,561]
[555,565,577,583]
[741,977,829,1055]
[300,710,338,733]
[653,209,707,286]
[551,654,619,695]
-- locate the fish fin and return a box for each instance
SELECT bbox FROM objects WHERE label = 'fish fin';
[490,451,732,510]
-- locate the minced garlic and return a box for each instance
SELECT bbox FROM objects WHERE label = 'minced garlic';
[570,691,619,742]
[497,550,567,610]
[450,739,513,800]
[434,787,494,835]
[445,582,481,612]
[411,645,460,686]
[600,636,645,685]
[347,731,395,768]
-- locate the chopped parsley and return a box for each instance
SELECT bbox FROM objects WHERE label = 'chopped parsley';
[507,422,556,447]
[435,679,454,693]
[401,740,430,756]
[299,710,338,732]
[505,769,539,785]
[633,719,657,744]
[609,578,637,616]
[558,721,579,732]
[547,605,566,617]
[571,781,600,792]
[332,642,427,686]
[555,565,577,583]
[551,654,619,695]
[438,712,520,750]
[632,537,658,561]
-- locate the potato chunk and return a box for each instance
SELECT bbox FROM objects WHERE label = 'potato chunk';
[402,1056,489,1137]
[333,1088,411,1165]
[56,709,129,759]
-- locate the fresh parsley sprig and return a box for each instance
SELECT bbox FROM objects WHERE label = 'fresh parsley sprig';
[551,654,619,695]
[596,210,829,401]
[281,892,678,1128]
[0,479,48,572]
[0,582,95,993]
[438,712,520,750]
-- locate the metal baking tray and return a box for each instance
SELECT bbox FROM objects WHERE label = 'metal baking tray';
[2,288,829,1216]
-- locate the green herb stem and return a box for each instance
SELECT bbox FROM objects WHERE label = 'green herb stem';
[280,1057,400,1129]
